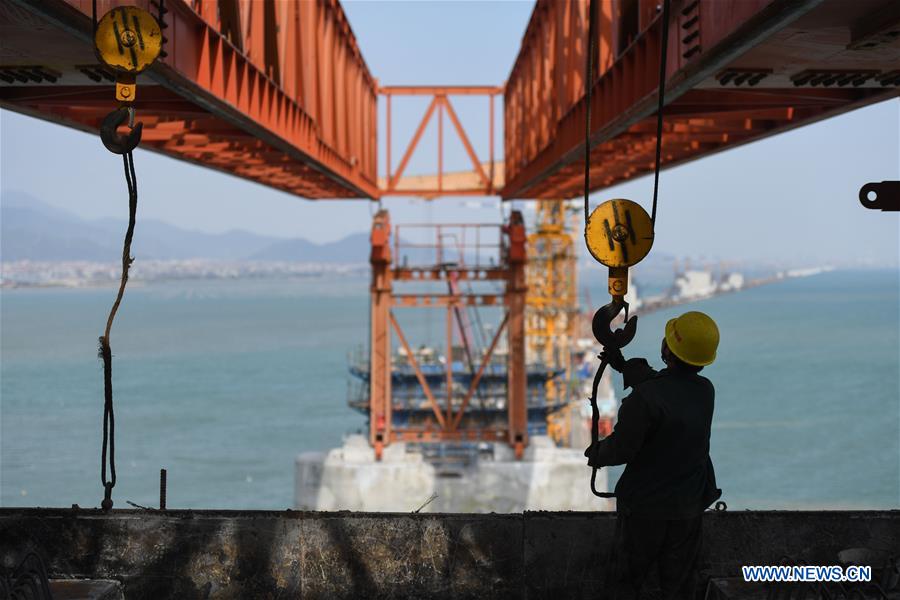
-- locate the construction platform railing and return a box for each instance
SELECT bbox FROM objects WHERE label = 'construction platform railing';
[392,223,503,273]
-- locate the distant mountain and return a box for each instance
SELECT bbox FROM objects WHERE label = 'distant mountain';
[1,191,121,261]
[89,217,277,260]
[0,190,369,263]
[250,233,370,262]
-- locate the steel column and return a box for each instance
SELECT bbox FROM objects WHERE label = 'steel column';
[369,210,392,460]
[504,210,528,459]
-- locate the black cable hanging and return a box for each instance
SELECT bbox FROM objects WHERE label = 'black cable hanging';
[650,0,672,230]
[583,0,598,225]
[99,150,138,511]
[583,0,614,500]
[584,0,670,229]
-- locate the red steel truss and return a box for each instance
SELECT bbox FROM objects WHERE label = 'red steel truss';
[380,86,502,198]
[2,1,897,201]
[502,0,900,199]
[367,211,528,459]
[0,0,378,198]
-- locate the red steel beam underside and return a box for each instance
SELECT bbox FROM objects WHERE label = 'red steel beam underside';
[502,0,900,200]
[0,0,378,199]
[3,1,898,201]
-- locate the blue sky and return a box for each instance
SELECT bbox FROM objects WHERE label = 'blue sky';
[1,0,897,267]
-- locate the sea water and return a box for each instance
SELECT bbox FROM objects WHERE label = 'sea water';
[1,269,897,510]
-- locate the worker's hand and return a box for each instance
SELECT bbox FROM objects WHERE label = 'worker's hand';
[599,346,626,372]
[584,442,604,467]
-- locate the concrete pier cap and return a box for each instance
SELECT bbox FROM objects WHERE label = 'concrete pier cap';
[295,434,609,512]
[1,508,898,599]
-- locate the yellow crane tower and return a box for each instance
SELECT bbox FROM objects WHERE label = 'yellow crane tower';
[525,201,581,446]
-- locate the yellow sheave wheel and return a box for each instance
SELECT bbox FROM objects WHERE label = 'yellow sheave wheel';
[94,6,162,74]
[584,199,654,268]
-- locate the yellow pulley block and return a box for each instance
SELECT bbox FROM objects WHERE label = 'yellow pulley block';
[94,6,162,102]
[585,199,653,300]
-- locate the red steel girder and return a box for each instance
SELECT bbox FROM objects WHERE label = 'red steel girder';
[502,0,900,200]
[1,0,378,199]
[523,87,892,199]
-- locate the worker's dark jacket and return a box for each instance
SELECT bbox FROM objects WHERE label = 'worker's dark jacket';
[587,359,721,518]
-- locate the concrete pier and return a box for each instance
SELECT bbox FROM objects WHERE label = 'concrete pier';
[295,435,610,512]
[1,509,898,599]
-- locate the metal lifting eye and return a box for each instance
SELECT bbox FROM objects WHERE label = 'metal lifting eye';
[100,106,142,154]
[859,181,899,212]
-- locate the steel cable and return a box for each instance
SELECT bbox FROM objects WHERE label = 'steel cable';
[583,0,671,228]
[650,0,672,229]
[583,0,598,225]
[583,0,672,500]
[589,357,616,498]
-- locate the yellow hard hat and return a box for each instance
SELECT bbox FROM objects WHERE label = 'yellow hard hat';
[664,311,719,366]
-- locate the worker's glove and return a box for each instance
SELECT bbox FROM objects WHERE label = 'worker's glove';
[599,346,626,372]
[583,442,603,468]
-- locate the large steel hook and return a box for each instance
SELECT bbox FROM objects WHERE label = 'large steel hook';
[100,107,142,155]
[591,299,638,351]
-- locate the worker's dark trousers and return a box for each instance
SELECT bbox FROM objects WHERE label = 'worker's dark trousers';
[604,512,703,600]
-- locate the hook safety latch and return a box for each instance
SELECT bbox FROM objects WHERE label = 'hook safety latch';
[100,107,142,155]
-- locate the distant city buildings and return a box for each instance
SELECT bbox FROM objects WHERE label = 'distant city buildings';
[0,260,368,288]
[718,272,745,292]
[1,259,835,291]
[672,270,718,300]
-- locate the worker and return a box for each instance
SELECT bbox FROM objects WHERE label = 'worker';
[584,310,722,600]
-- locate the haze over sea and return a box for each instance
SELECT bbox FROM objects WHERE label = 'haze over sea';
[1,269,897,510]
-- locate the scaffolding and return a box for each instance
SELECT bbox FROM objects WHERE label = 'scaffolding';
[367,210,530,460]
[525,202,581,445]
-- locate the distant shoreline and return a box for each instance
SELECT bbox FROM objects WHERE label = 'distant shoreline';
[0,259,368,289]
[2,260,894,291]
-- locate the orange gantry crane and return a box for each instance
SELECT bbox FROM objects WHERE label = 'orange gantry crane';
[1,0,898,459]
[367,210,529,459]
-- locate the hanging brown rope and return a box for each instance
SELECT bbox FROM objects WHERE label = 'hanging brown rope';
[99,150,138,511]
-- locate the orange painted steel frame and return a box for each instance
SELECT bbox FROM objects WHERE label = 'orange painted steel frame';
[381,86,502,198]
[367,210,529,460]
[503,0,900,200]
[4,0,899,203]
[1,0,378,199]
